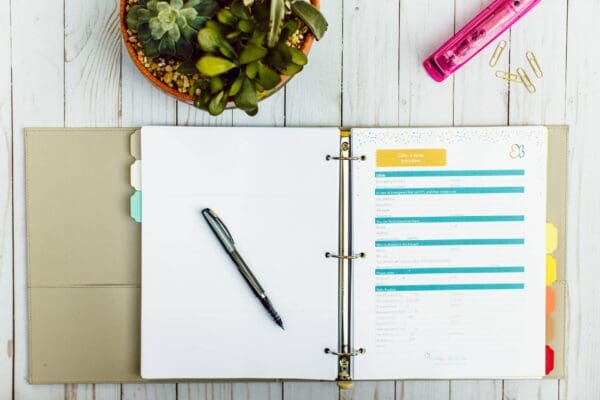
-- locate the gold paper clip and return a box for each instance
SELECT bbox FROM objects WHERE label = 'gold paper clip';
[526,51,543,78]
[489,40,507,67]
[495,70,521,82]
[517,67,536,93]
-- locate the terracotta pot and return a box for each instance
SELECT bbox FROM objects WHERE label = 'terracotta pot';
[119,0,319,105]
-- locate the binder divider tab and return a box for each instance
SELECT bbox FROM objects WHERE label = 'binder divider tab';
[325,133,366,389]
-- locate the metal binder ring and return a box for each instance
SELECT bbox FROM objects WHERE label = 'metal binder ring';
[325,155,366,161]
[325,252,366,259]
[324,348,366,357]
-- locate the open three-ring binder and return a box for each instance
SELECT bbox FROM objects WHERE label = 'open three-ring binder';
[25,126,567,385]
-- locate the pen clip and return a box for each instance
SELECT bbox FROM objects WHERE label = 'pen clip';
[206,208,235,245]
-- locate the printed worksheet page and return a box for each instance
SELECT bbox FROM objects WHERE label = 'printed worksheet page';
[351,127,547,379]
[141,127,340,380]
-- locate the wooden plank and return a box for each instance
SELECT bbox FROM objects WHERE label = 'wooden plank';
[122,383,177,400]
[10,0,65,397]
[285,0,342,126]
[343,0,399,126]
[398,0,454,126]
[564,0,600,398]
[503,380,558,400]
[178,383,281,400]
[453,0,509,126]
[283,382,338,400]
[450,381,501,400]
[63,0,122,397]
[64,0,121,126]
[340,381,394,400]
[0,0,13,397]
[509,0,567,124]
[64,384,121,400]
[396,381,449,400]
[122,54,177,126]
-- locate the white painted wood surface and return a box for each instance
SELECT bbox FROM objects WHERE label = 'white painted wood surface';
[1,0,598,398]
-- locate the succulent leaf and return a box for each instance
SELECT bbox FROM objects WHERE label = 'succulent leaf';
[256,61,281,89]
[171,0,184,9]
[239,43,268,64]
[229,74,245,96]
[209,90,227,115]
[290,0,328,40]
[196,55,238,76]
[234,78,258,115]
[246,61,258,79]
[267,0,285,48]
[288,47,307,65]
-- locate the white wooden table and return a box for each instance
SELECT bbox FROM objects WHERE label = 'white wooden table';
[1,0,598,399]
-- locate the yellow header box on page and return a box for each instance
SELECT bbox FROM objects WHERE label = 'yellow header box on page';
[376,149,447,167]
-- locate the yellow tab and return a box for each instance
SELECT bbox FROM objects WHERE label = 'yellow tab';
[546,255,557,286]
[546,223,558,254]
[376,149,446,167]
[340,130,351,138]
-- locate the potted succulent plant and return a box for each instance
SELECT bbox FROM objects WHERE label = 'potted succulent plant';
[121,0,327,116]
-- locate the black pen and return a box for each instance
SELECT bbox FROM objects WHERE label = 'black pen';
[201,208,285,330]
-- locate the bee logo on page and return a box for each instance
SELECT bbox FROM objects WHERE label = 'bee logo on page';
[510,144,525,159]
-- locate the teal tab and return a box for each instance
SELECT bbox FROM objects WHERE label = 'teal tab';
[130,191,142,223]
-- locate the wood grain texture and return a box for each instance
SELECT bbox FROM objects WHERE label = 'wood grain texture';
[398,0,454,126]
[396,381,449,400]
[343,0,399,126]
[10,0,65,398]
[285,0,342,126]
[1,0,590,398]
[340,381,394,400]
[503,380,558,400]
[450,381,502,400]
[564,0,600,398]
[178,383,281,400]
[65,0,121,126]
[283,382,338,400]
[0,0,12,398]
[122,383,176,400]
[0,0,12,397]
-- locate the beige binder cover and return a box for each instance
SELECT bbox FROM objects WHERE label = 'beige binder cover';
[25,126,568,383]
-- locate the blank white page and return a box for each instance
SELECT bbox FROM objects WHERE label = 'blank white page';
[141,126,339,380]
[351,127,547,379]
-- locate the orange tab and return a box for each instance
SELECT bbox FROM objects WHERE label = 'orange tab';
[546,315,555,342]
[546,286,556,314]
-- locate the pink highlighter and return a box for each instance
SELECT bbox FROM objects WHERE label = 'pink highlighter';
[423,0,541,82]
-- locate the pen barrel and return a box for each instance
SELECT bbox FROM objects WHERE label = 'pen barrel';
[229,250,266,296]
[423,0,541,82]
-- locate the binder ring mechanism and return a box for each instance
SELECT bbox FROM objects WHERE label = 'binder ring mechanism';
[323,348,366,357]
[326,155,366,161]
[325,252,366,259]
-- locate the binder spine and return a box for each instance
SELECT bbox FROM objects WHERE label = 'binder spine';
[325,134,366,387]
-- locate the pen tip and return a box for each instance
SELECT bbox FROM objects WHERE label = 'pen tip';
[277,320,285,330]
